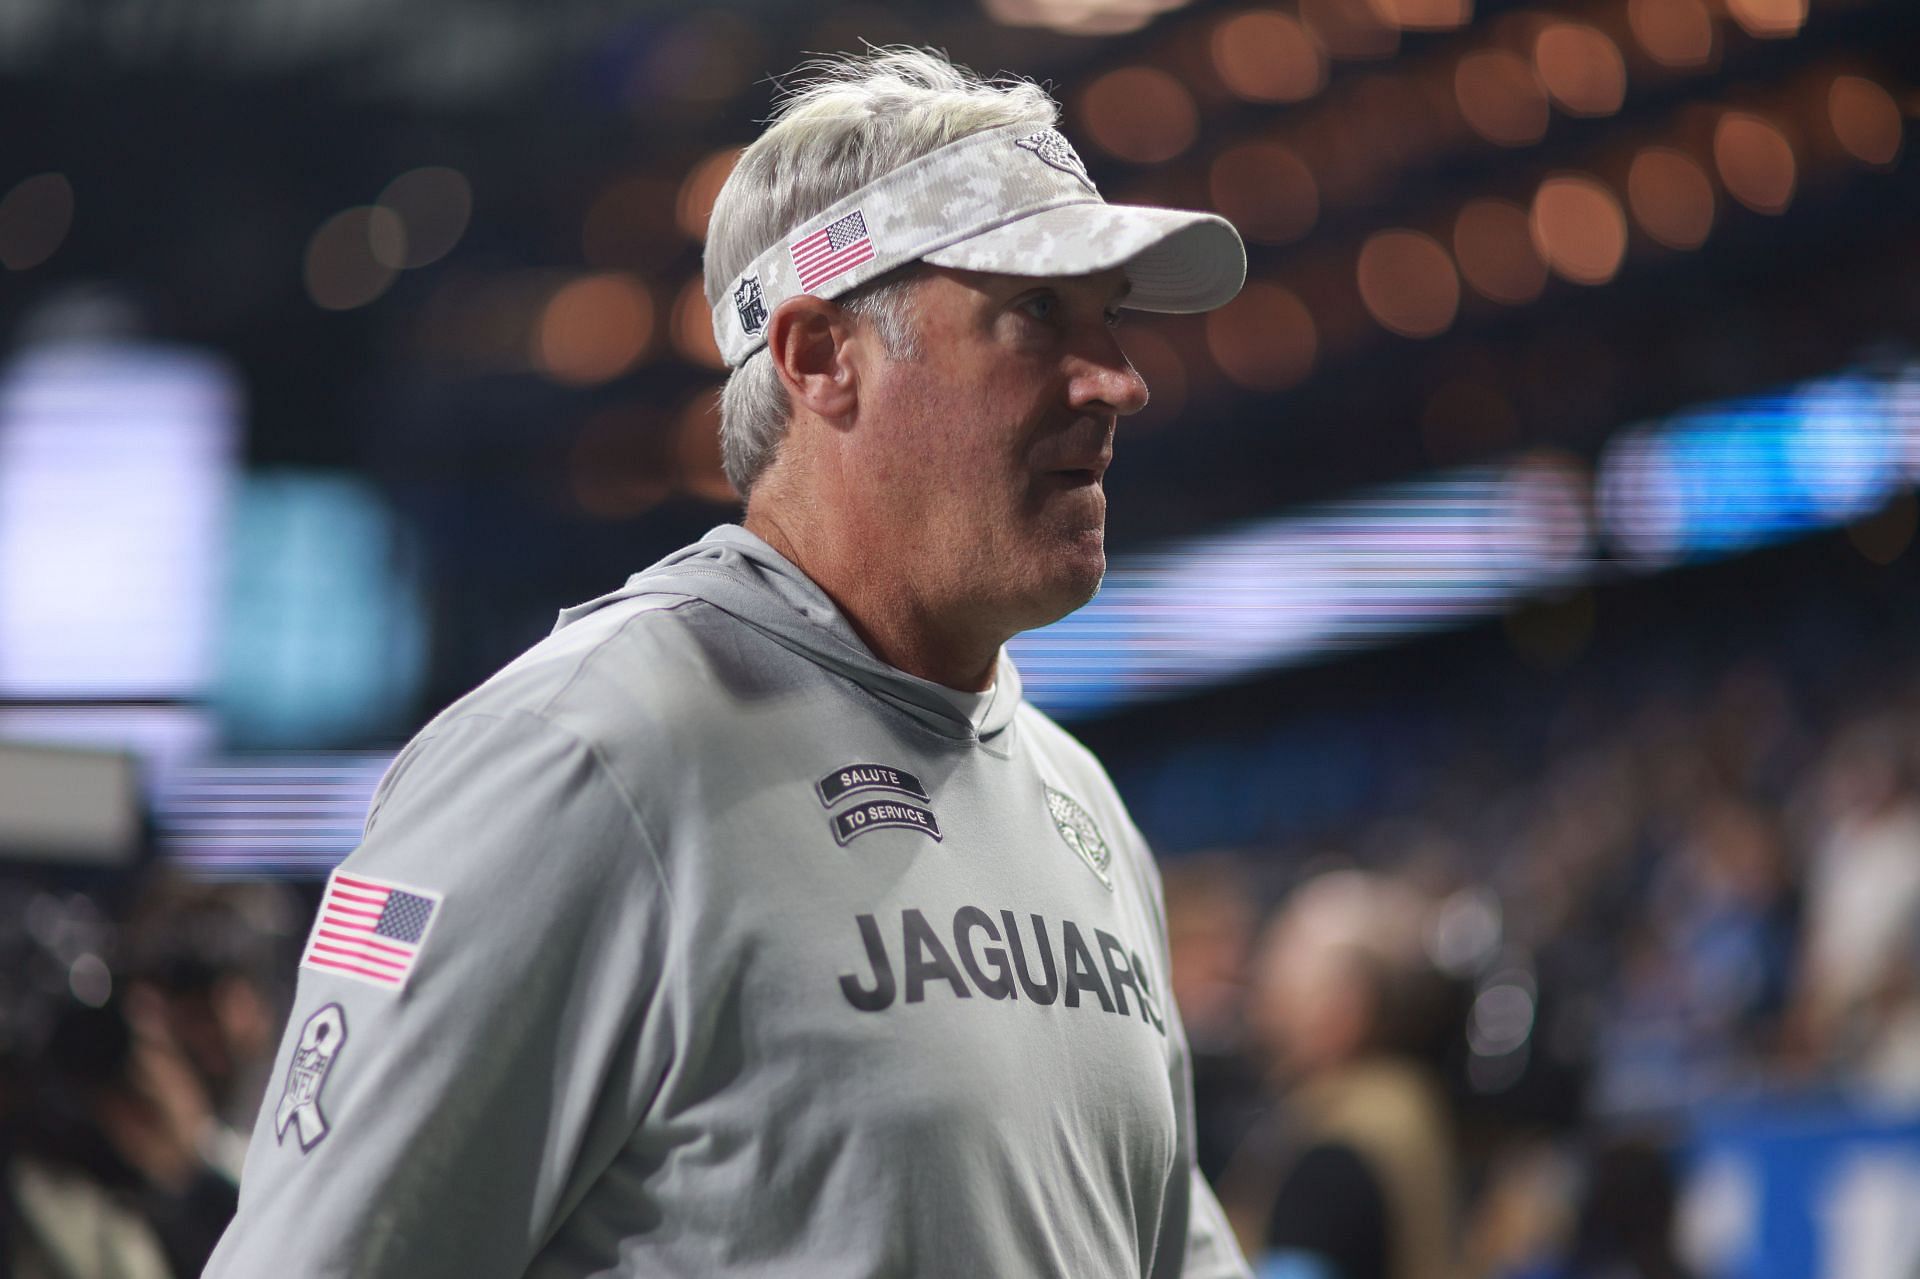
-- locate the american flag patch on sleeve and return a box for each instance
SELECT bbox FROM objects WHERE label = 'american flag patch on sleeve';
[301,871,443,992]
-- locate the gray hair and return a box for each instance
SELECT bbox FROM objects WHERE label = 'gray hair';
[704,47,1059,498]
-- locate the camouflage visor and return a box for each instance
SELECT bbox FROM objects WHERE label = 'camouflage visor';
[710,123,1247,368]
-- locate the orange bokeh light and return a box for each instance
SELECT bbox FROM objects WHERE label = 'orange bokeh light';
[1356,230,1460,338]
[1726,0,1805,39]
[1828,76,1904,169]
[1209,142,1320,246]
[1455,50,1550,147]
[1533,23,1627,117]
[1714,112,1797,214]
[1529,175,1628,285]
[1080,67,1200,164]
[1626,0,1715,69]
[1453,198,1547,304]
[1117,323,1189,434]
[1626,147,1716,249]
[535,273,655,385]
[585,175,682,270]
[1211,11,1327,103]
[1204,282,1318,392]
[571,406,670,520]
[671,276,726,371]
[676,149,741,242]
[1367,0,1472,32]
[1300,0,1400,59]
[674,390,737,503]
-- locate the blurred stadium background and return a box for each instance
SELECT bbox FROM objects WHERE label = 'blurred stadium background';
[1,0,1917,1275]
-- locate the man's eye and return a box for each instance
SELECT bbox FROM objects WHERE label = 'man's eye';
[1104,307,1125,329]
[1018,293,1057,321]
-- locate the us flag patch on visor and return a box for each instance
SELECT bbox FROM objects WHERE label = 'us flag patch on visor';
[300,871,442,992]
[790,209,875,292]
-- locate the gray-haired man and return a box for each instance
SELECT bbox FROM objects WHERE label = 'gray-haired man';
[208,48,1251,1277]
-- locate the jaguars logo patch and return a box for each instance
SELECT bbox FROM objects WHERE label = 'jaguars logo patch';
[1015,130,1096,193]
[1046,786,1114,890]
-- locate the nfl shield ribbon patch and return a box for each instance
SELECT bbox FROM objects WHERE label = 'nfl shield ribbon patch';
[274,1003,346,1152]
[301,871,442,991]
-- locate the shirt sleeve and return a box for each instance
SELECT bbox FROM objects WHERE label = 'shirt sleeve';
[205,710,675,1278]
[1185,1159,1256,1279]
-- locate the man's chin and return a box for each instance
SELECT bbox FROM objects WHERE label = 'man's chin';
[1029,541,1107,627]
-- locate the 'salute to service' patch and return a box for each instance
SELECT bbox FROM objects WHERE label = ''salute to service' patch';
[832,798,942,846]
[816,762,930,807]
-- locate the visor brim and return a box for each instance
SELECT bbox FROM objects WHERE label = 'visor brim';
[921,203,1246,314]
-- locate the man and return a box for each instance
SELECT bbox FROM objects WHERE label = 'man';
[208,47,1250,1277]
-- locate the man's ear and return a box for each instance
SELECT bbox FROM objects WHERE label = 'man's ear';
[766,296,860,422]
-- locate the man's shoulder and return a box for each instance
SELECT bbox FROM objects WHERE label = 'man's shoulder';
[1015,700,1115,793]
[395,590,773,781]
[367,592,752,826]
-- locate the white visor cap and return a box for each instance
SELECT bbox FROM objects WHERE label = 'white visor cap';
[712,124,1246,369]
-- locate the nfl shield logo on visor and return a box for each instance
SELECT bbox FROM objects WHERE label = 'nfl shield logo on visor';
[734,275,767,338]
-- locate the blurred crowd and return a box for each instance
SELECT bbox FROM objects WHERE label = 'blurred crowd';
[8,649,1920,1277]
[1173,652,1920,1279]
[0,875,302,1278]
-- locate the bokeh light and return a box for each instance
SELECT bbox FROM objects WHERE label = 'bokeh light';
[674,390,737,503]
[1080,67,1200,164]
[0,173,74,272]
[1828,75,1904,169]
[1455,50,1551,147]
[584,175,682,271]
[1208,142,1320,245]
[676,149,741,242]
[671,276,726,370]
[570,405,670,520]
[304,207,401,311]
[375,167,471,269]
[1726,0,1806,39]
[1300,0,1400,60]
[1627,146,1716,250]
[1210,11,1327,103]
[1627,0,1716,70]
[635,12,763,106]
[1529,175,1628,286]
[980,0,1165,37]
[1356,230,1460,339]
[1117,323,1188,434]
[1367,0,1472,32]
[1453,198,1548,305]
[534,273,654,385]
[1533,23,1627,117]
[1714,112,1797,214]
[1204,282,1318,392]
[1847,492,1917,566]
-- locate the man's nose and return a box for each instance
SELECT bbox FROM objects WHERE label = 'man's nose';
[1070,334,1150,418]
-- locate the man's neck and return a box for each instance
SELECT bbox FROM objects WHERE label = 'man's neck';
[743,507,1001,692]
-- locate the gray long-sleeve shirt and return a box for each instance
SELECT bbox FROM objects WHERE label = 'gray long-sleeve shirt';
[206,525,1251,1278]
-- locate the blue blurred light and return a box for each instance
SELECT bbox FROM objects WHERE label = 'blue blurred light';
[1600,369,1915,568]
[1015,459,1591,717]
[0,343,240,697]
[1018,361,1920,721]
[214,471,429,748]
